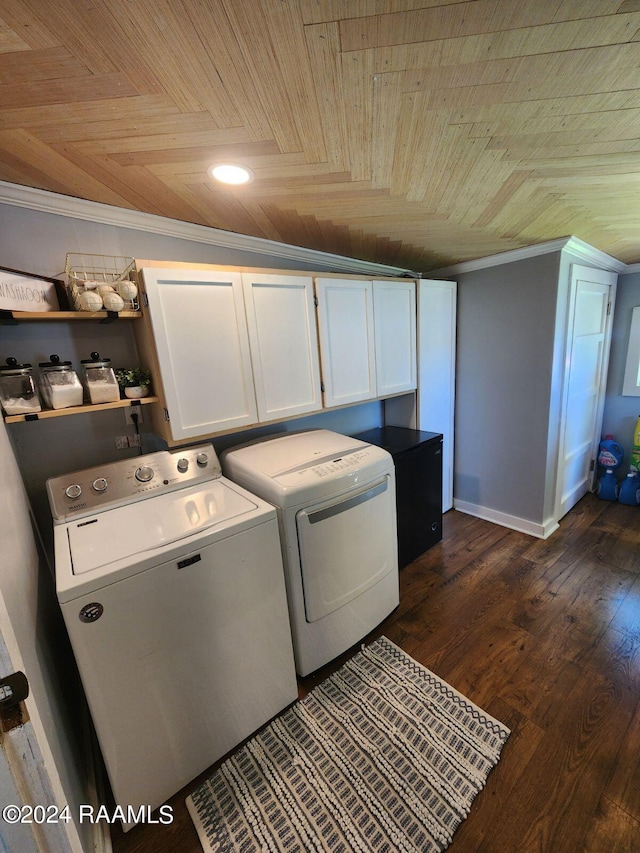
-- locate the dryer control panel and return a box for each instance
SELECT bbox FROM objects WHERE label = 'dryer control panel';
[47,443,220,521]
[308,449,372,478]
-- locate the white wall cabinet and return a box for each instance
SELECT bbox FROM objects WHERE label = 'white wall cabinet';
[315,278,377,408]
[140,267,258,439]
[315,277,416,409]
[138,265,418,444]
[373,279,417,396]
[242,272,322,421]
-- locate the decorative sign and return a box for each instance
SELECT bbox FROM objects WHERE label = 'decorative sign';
[0,267,61,312]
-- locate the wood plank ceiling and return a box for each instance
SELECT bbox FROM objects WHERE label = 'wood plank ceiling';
[1,0,639,271]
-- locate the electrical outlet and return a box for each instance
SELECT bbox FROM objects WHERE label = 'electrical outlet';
[124,405,143,426]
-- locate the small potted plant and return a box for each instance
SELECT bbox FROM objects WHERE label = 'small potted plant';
[115,367,152,399]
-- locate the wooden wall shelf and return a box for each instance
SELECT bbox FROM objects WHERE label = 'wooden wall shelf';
[1,310,141,322]
[4,396,158,424]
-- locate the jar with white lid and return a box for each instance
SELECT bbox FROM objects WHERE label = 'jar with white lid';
[0,358,42,416]
[39,354,84,410]
[81,352,120,404]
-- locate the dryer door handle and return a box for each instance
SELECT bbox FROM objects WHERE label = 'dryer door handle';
[306,478,388,525]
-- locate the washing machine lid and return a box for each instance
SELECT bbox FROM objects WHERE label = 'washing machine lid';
[65,479,261,576]
[222,429,393,507]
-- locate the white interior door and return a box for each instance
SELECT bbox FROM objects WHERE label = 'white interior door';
[556,265,617,520]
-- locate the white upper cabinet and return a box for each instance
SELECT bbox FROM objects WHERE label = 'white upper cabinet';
[315,278,377,408]
[141,268,258,439]
[315,277,416,408]
[373,279,416,396]
[242,273,322,421]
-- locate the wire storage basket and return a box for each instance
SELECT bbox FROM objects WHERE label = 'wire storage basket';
[65,254,138,312]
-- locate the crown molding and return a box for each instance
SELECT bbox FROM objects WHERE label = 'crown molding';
[624,264,640,275]
[0,181,413,278]
[429,236,627,277]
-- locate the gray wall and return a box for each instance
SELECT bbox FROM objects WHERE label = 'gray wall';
[454,251,562,525]
[602,270,640,469]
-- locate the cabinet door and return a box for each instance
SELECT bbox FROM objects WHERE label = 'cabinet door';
[242,274,322,421]
[315,278,377,407]
[373,280,416,395]
[141,268,257,439]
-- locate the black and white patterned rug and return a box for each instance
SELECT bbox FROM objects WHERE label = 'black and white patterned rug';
[187,636,510,852]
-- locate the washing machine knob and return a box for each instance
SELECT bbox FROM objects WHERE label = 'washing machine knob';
[196,453,208,467]
[65,484,82,499]
[92,477,108,492]
[135,466,154,483]
[177,458,189,473]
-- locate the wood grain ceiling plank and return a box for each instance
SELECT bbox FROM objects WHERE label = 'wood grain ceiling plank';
[34,110,219,146]
[73,126,257,156]
[371,71,403,190]
[54,144,212,222]
[194,181,280,240]
[473,170,533,228]
[178,0,273,140]
[496,140,640,161]
[305,22,350,172]
[423,140,514,222]
[221,0,326,162]
[301,0,480,27]
[434,148,514,222]
[0,74,140,109]
[0,95,179,131]
[96,0,237,119]
[0,18,30,53]
[15,0,122,75]
[520,152,640,175]
[0,0,61,50]
[116,141,283,169]
[340,47,375,182]
[355,15,640,74]
[0,46,91,85]
[490,187,563,241]
[339,0,569,52]
[0,128,131,204]
[447,90,640,126]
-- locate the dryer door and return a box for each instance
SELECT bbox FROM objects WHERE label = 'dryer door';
[296,474,397,622]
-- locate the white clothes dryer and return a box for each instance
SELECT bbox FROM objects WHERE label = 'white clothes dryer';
[47,443,297,827]
[222,429,399,676]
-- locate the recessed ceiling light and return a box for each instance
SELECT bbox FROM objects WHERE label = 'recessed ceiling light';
[208,163,255,185]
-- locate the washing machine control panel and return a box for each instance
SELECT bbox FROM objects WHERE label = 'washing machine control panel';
[47,443,221,521]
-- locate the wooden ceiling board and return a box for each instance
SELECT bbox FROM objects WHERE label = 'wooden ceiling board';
[0,0,639,268]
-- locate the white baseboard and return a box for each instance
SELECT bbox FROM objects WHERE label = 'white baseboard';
[453,499,559,539]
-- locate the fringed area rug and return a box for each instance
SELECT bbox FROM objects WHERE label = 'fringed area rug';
[187,636,510,853]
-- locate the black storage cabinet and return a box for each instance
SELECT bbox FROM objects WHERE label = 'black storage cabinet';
[353,426,443,568]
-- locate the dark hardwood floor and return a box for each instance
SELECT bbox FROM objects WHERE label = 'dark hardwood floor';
[111,493,640,852]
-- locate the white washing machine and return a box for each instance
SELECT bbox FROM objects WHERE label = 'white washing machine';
[222,429,399,676]
[47,443,297,827]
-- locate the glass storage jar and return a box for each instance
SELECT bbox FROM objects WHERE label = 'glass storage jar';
[81,352,120,404]
[0,357,42,416]
[39,354,84,410]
